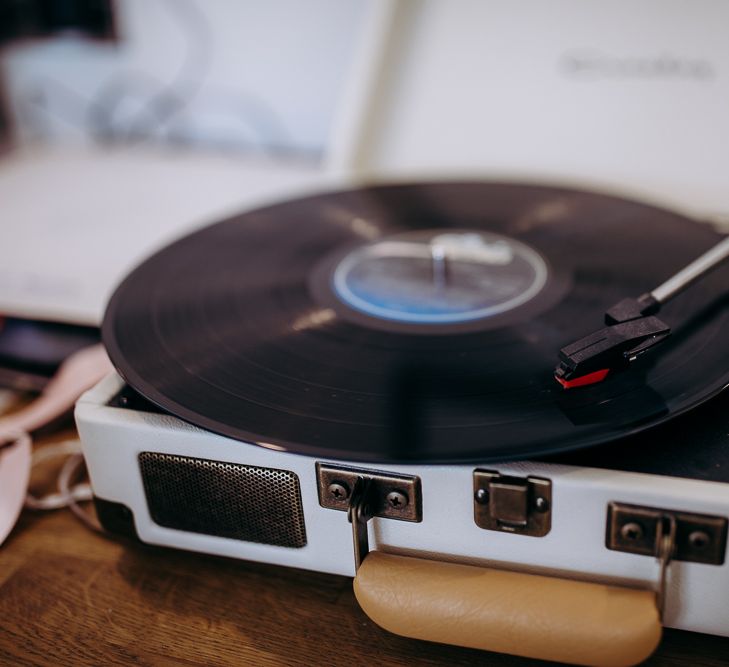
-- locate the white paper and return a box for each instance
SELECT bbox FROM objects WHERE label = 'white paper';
[0,145,332,324]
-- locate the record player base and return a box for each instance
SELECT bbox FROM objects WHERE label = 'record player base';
[75,374,729,663]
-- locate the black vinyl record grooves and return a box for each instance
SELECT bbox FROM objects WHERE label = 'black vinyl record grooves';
[103,182,729,463]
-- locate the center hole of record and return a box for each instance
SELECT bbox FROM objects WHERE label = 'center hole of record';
[331,230,549,324]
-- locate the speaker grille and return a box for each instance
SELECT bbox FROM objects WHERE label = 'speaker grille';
[138,452,307,548]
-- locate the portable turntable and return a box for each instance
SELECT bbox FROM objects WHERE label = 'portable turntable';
[76,182,729,666]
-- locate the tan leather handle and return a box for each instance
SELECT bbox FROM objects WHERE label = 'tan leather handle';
[353,552,661,667]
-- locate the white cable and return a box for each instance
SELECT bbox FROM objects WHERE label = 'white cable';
[24,438,102,531]
[30,438,84,464]
[24,483,92,510]
[25,438,90,509]
[58,453,103,533]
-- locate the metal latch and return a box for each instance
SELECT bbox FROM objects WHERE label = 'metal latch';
[473,470,552,537]
[316,463,422,570]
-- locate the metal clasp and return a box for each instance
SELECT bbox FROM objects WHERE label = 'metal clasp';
[473,470,552,537]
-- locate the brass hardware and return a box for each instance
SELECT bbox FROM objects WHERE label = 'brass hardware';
[655,515,676,620]
[316,463,422,523]
[327,481,350,501]
[386,490,409,509]
[348,477,375,570]
[317,464,422,572]
[620,522,644,542]
[606,502,727,566]
[689,531,710,549]
[473,470,552,537]
[474,487,489,504]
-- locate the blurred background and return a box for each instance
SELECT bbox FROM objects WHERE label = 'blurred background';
[0,0,365,157]
[0,0,728,386]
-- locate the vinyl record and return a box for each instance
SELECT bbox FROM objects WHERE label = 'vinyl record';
[102,182,729,463]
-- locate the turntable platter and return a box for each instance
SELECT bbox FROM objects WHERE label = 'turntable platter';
[102,182,729,463]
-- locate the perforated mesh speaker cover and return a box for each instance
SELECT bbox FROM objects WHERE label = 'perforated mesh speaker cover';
[138,452,307,548]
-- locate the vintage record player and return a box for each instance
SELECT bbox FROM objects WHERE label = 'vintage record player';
[76,181,729,666]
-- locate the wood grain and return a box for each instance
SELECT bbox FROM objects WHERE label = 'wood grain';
[1,438,728,666]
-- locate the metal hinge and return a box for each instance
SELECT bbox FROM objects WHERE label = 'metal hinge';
[606,502,727,566]
[316,463,422,570]
[607,502,727,619]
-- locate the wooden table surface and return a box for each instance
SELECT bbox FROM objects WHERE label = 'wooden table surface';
[1,433,728,666]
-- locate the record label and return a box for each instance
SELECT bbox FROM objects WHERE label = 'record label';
[331,230,548,324]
